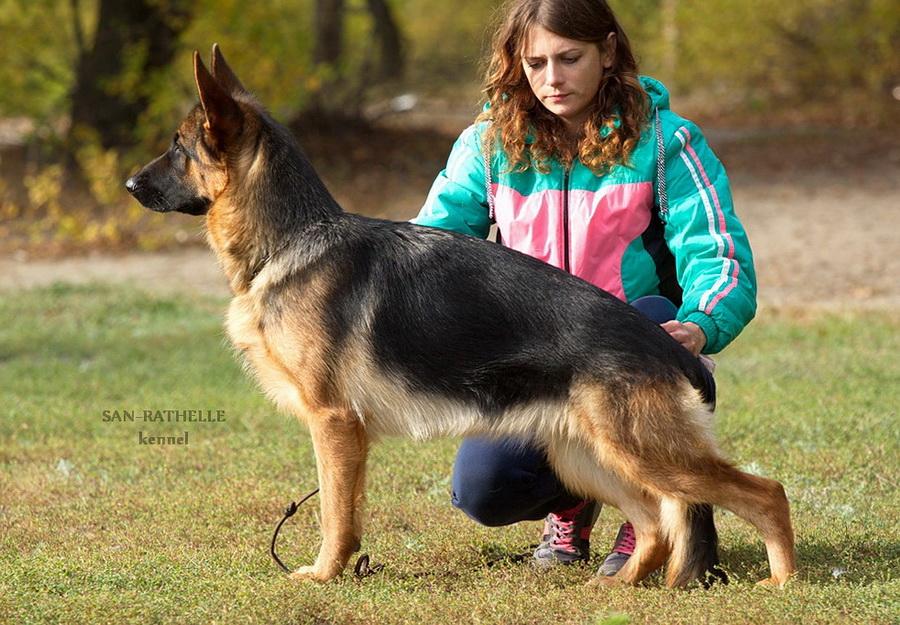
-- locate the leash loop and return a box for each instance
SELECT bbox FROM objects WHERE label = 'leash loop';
[270,488,319,573]
[353,553,385,578]
[269,487,382,579]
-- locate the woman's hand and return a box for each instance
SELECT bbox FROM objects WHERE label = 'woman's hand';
[660,320,706,356]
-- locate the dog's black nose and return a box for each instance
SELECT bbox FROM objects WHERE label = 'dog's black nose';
[125,177,138,193]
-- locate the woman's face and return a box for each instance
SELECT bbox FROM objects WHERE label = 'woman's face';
[521,25,615,132]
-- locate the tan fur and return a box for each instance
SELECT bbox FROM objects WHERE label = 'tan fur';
[171,47,797,588]
[191,106,267,294]
[290,409,368,581]
[224,267,337,420]
[658,497,692,587]
[175,111,231,203]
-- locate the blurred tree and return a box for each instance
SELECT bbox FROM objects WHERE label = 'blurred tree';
[396,0,497,88]
[660,0,678,82]
[314,0,344,66]
[367,0,405,81]
[772,0,900,102]
[68,0,193,150]
[669,0,899,122]
[0,0,82,135]
[308,0,405,113]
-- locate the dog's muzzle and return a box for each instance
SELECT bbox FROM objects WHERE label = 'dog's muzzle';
[124,174,166,211]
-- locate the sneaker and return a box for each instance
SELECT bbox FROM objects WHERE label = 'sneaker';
[597,521,636,576]
[532,500,600,566]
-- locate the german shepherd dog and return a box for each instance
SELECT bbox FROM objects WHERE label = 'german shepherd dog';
[126,45,796,588]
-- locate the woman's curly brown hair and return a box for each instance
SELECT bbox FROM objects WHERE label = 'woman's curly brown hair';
[478,0,649,175]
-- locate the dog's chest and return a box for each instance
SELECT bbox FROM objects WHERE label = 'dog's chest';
[224,295,263,353]
[224,290,337,421]
[224,295,308,417]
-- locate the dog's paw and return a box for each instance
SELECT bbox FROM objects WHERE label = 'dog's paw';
[586,575,625,588]
[289,565,335,583]
[755,576,790,589]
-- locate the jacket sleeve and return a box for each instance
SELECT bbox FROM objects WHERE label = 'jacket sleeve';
[660,114,758,354]
[411,123,492,239]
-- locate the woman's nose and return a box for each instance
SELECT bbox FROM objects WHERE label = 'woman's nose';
[545,61,564,88]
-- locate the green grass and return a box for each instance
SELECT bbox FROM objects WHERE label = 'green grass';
[1,284,897,624]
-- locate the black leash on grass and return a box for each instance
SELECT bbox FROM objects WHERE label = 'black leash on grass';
[270,487,383,578]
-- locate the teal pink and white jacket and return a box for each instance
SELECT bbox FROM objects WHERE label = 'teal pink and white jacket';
[413,77,756,354]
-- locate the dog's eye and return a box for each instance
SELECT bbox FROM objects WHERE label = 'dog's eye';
[171,144,190,163]
[169,143,188,169]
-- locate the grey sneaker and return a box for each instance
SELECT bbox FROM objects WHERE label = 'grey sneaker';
[533,500,600,566]
[597,521,636,576]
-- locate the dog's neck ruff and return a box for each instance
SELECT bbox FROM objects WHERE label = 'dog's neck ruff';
[208,122,343,294]
[246,238,293,286]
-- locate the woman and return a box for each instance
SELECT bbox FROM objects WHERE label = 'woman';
[413,0,756,576]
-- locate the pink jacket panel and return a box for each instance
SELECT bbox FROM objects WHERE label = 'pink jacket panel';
[492,181,653,300]
[492,185,565,270]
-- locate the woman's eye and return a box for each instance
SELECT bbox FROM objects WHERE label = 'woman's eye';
[527,61,545,70]
[562,57,579,64]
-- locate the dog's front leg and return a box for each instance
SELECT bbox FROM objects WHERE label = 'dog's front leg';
[291,410,368,582]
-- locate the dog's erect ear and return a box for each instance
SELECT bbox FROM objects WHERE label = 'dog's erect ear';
[193,50,243,148]
[211,43,247,95]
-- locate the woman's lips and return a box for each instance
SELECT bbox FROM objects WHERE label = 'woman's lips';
[547,93,570,102]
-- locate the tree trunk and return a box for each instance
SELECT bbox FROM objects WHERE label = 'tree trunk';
[314,0,345,66]
[68,0,191,150]
[661,0,678,83]
[366,0,404,82]
[307,0,405,118]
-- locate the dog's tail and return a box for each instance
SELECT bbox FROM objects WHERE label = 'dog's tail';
[660,499,729,588]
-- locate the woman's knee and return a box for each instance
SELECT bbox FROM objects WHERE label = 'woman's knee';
[630,295,677,324]
[451,437,550,527]
[451,476,518,527]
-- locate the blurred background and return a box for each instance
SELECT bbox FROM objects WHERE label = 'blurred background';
[0,0,898,261]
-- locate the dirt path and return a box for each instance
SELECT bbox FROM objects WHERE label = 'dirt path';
[2,128,898,312]
[731,177,899,311]
[0,247,230,297]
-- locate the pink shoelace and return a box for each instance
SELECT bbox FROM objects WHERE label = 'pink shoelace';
[546,501,590,553]
[612,521,636,555]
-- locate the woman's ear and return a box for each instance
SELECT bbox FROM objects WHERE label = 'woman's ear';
[601,32,617,70]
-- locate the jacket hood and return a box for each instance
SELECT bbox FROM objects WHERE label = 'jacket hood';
[640,76,670,111]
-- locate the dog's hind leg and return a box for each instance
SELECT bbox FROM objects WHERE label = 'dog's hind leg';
[590,496,669,588]
[644,462,795,588]
[579,381,795,587]
[658,499,727,588]
[548,441,668,586]
[290,409,368,582]
[570,379,795,587]
[686,462,796,587]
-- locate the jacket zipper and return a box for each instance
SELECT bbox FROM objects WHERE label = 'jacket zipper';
[562,166,571,273]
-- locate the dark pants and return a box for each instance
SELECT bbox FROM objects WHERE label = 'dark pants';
[450,295,716,526]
